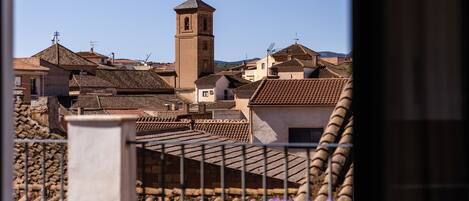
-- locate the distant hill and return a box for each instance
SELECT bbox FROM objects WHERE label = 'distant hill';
[215,58,260,71]
[318,51,348,57]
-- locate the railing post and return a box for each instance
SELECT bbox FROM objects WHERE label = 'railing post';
[65,115,138,201]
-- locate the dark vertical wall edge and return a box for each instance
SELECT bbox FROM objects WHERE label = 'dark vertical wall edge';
[1,0,14,200]
[353,0,385,200]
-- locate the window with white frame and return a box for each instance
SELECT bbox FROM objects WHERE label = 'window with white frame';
[202,91,209,97]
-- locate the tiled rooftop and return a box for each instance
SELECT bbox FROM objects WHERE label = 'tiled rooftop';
[13,58,51,72]
[13,100,67,200]
[250,79,348,106]
[136,118,250,142]
[32,43,98,69]
[174,0,215,11]
[193,119,250,142]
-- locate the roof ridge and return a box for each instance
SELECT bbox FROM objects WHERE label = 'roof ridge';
[248,79,267,105]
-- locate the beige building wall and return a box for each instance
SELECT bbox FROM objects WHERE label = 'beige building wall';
[320,57,345,65]
[277,71,304,79]
[234,96,250,120]
[243,69,256,81]
[251,106,334,144]
[254,55,276,81]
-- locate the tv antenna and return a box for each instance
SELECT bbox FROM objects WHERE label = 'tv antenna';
[90,41,99,52]
[266,43,276,78]
[267,43,275,54]
[144,53,152,64]
[51,31,60,44]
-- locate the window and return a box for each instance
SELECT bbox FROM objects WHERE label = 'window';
[261,63,265,69]
[288,128,323,143]
[184,17,190,30]
[202,91,209,97]
[30,78,38,95]
[203,17,208,31]
[209,90,214,95]
[15,76,21,86]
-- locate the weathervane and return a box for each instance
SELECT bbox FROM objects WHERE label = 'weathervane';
[51,31,60,44]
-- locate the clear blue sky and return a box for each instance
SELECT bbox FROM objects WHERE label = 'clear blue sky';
[14,0,351,63]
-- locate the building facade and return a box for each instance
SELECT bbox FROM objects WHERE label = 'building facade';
[249,79,348,144]
[174,0,216,90]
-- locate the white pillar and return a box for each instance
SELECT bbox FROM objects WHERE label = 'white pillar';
[65,115,138,201]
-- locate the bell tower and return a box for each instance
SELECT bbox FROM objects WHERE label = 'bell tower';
[174,0,215,89]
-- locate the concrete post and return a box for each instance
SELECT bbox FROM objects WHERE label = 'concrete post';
[65,115,138,201]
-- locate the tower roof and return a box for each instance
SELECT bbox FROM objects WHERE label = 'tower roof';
[174,0,215,11]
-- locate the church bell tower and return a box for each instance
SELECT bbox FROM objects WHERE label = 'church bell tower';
[174,0,215,89]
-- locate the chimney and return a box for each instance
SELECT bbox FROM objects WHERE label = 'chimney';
[111,52,115,64]
[198,103,206,113]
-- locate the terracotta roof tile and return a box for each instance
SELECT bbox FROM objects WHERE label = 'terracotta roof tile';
[13,58,50,72]
[96,69,173,92]
[69,74,115,88]
[13,100,67,200]
[201,101,236,110]
[234,80,262,99]
[136,118,250,142]
[193,119,250,142]
[72,95,187,110]
[137,117,192,132]
[196,74,250,88]
[32,43,98,70]
[250,79,348,106]
[272,43,320,58]
[174,0,215,11]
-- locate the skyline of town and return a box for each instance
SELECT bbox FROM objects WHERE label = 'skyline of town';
[14,0,351,62]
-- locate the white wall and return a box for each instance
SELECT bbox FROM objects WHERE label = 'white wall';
[196,87,215,102]
[255,55,276,81]
[196,76,232,103]
[215,76,230,100]
[251,106,334,144]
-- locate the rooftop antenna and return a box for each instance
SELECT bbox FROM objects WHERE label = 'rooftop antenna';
[51,31,60,44]
[266,43,276,78]
[90,41,98,53]
[144,53,152,65]
[294,33,300,44]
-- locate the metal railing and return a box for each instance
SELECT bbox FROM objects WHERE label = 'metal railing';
[14,138,67,201]
[131,141,353,201]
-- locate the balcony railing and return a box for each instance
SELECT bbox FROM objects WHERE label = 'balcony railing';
[129,140,352,201]
[14,138,67,201]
